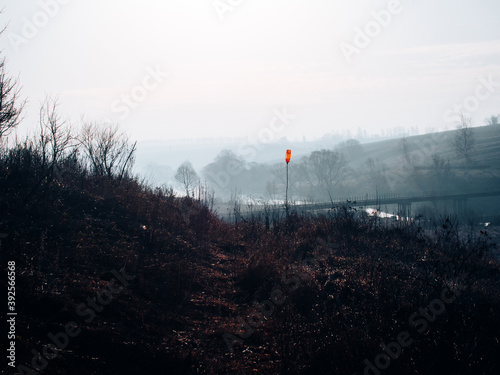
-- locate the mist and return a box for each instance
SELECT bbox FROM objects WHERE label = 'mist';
[1,1,499,374]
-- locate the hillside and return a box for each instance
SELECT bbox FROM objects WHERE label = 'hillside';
[1,145,499,375]
[187,125,500,216]
[350,125,500,175]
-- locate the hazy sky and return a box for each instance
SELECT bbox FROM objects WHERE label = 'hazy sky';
[1,0,499,142]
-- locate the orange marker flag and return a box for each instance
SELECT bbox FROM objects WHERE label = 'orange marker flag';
[286,149,291,164]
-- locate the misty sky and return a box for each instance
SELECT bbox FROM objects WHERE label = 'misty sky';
[1,0,499,142]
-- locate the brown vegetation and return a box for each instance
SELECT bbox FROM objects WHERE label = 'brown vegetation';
[1,139,499,374]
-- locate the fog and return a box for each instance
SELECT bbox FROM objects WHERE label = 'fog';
[1,1,499,222]
[2,1,500,142]
[149,124,500,222]
[2,2,500,374]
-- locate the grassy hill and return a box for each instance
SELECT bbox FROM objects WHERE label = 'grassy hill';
[351,124,500,176]
[179,125,500,205]
[1,141,499,375]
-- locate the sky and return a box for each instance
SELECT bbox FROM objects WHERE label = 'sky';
[1,0,500,143]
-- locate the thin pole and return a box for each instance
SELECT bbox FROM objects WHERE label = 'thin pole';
[286,162,289,214]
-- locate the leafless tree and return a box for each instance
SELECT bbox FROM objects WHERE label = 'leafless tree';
[0,48,25,138]
[365,157,389,198]
[196,179,215,209]
[306,149,349,196]
[270,157,308,197]
[484,115,499,126]
[38,97,73,173]
[79,121,136,180]
[22,98,73,198]
[399,137,415,167]
[336,139,363,161]
[202,149,245,193]
[453,113,475,183]
[175,160,199,196]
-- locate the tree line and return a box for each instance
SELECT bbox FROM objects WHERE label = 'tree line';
[189,114,495,204]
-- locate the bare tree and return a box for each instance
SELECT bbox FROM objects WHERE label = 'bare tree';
[399,137,415,167]
[336,139,363,161]
[269,157,308,198]
[197,180,215,209]
[175,160,199,196]
[306,149,349,196]
[38,97,73,173]
[202,149,245,194]
[0,52,25,138]
[23,98,73,198]
[453,113,475,183]
[365,157,389,198]
[484,115,499,126]
[79,121,136,180]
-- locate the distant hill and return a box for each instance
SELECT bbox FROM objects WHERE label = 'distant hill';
[352,124,500,173]
[135,126,500,202]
